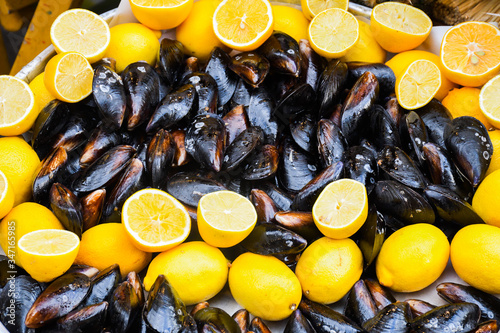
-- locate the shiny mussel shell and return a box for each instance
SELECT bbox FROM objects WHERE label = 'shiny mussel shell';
[194,307,241,333]
[410,303,481,333]
[254,182,293,212]
[377,145,428,190]
[79,124,121,168]
[81,189,106,232]
[230,51,270,88]
[108,281,141,332]
[416,98,453,148]
[257,32,301,77]
[81,264,120,308]
[250,189,278,223]
[92,64,127,129]
[279,138,318,193]
[299,298,364,333]
[317,59,348,118]
[32,100,70,159]
[146,129,174,189]
[406,299,436,318]
[290,113,317,154]
[222,127,264,172]
[240,223,307,256]
[242,144,279,181]
[274,211,322,243]
[158,38,184,85]
[362,302,411,333]
[399,111,428,167]
[166,172,226,207]
[223,104,250,145]
[33,146,68,207]
[299,38,326,90]
[182,72,218,115]
[50,183,83,238]
[344,279,378,327]
[364,278,396,310]
[56,301,108,332]
[284,309,317,333]
[347,62,395,97]
[353,205,385,268]
[369,105,401,151]
[317,119,347,168]
[344,145,378,194]
[274,83,316,122]
[247,86,279,145]
[204,47,238,107]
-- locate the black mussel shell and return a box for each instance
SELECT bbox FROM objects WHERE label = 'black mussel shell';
[284,309,316,333]
[372,180,435,225]
[399,111,428,167]
[50,109,98,154]
[50,183,83,238]
[377,145,428,190]
[81,264,120,308]
[290,113,317,154]
[158,38,184,85]
[250,189,278,223]
[108,281,141,332]
[344,145,378,194]
[274,83,316,122]
[341,71,379,145]
[181,56,200,81]
[240,223,307,256]
[385,96,404,129]
[146,129,174,189]
[182,72,219,115]
[292,161,344,211]
[230,51,270,88]
[364,279,397,310]
[194,307,241,333]
[416,99,453,148]
[93,64,127,129]
[317,59,349,118]
[347,62,395,97]
[362,302,410,333]
[247,86,279,145]
[254,182,293,212]
[167,172,226,207]
[299,298,364,333]
[223,127,264,172]
[232,309,249,333]
[191,302,210,317]
[299,39,326,91]
[250,317,271,333]
[444,116,492,187]
[370,105,401,151]
[185,113,226,172]
[79,124,121,168]
[406,299,436,318]
[65,265,99,279]
[353,205,385,268]
[424,185,484,227]
[81,189,106,232]
[265,71,299,102]
[205,47,238,107]
[279,139,318,193]
[230,79,252,109]
[57,301,108,332]
[146,84,197,134]
[410,303,481,333]
[126,271,145,307]
[274,211,322,243]
[257,32,301,77]
[171,129,191,167]
[344,279,378,327]
[33,146,68,207]
[242,144,279,181]
[32,100,70,159]
[317,119,347,168]
[223,104,250,145]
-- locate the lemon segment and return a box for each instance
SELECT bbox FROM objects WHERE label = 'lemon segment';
[0,170,14,220]
[396,59,441,110]
[308,8,359,59]
[213,0,274,51]
[370,2,432,53]
[18,229,80,282]
[301,0,349,20]
[197,190,257,248]
[129,0,193,30]
[480,75,500,130]
[50,9,110,64]
[312,179,368,239]
[0,75,38,136]
[122,189,190,252]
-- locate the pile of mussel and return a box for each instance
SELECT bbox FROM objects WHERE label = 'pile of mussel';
[2,255,499,333]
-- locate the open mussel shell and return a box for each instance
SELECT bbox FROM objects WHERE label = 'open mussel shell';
[317,119,347,168]
[279,138,318,193]
[80,264,120,308]
[399,111,428,167]
[0,275,42,333]
[144,275,188,333]
[146,84,198,134]
[317,59,348,118]
[410,303,481,333]
[247,86,279,145]
[230,51,270,88]
[377,145,428,190]
[81,189,106,232]
[299,298,364,333]
[92,63,127,129]
[299,39,326,91]
[424,185,484,227]
[72,145,136,193]
[33,146,68,207]
[362,302,411,333]
[147,129,175,189]
[232,309,249,333]
[353,205,385,268]
[242,144,279,181]
[290,113,317,154]
[444,116,493,187]
[364,278,396,310]
[250,189,278,223]
[240,223,307,256]
[423,142,473,201]
[158,38,184,85]
[182,72,219,115]
[223,105,250,145]
[406,299,436,318]
[257,32,301,77]
[122,61,161,131]
[372,180,435,225]
[166,172,227,207]
[344,146,378,194]
[50,183,83,238]
[347,62,396,97]
[274,83,316,123]
[344,280,377,327]
[32,100,70,159]
[292,161,344,211]
[222,127,264,172]
[416,98,453,148]
[284,309,316,333]
[25,272,91,328]
[341,71,379,146]
[79,124,121,168]
[57,301,108,332]
[437,282,500,323]
[205,47,238,107]
[369,105,401,151]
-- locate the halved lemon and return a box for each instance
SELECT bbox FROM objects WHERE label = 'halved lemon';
[0,169,14,219]
[122,188,191,252]
[396,59,441,110]
[0,75,37,136]
[312,179,368,239]
[213,0,274,52]
[308,8,359,59]
[197,190,257,248]
[370,2,432,53]
[129,0,193,30]
[18,229,80,282]
[440,21,500,87]
[44,51,93,103]
[50,9,110,64]
[301,0,349,20]
[480,75,500,129]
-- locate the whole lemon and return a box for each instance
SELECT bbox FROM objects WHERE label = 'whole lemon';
[272,5,309,43]
[75,223,152,278]
[295,237,363,304]
[143,241,228,305]
[129,0,193,31]
[176,0,229,61]
[485,131,500,177]
[28,73,55,113]
[104,23,160,73]
[0,170,14,220]
[442,87,494,131]
[472,169,500,227]
[451,224,500,294]
[0,202,64,266]
[0,137,40,206]
[229,252,302,321]
[340,19,386,64]
[376,223,449,292]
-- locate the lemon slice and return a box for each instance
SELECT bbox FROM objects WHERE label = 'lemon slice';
[197,190,257,248]
[44,51,93,103]
[370,2,432,53]
[18,229,80,282]
[50,9,110,64]
[301,0,349,20]
[0,169,14,220]
[480,75,500,129]
[308,8,359,59]
[122,188,191,252]
[312,179,368,239]
[0,75,37,136]
[213,0,274,52]
[396,59,441,110]
[441,22,500,87]
[129,0,193,30]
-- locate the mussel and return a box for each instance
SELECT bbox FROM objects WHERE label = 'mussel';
[250,189,278,223]
[364,279,396,310]
[81,189,106,232]
[279,138,318,193]
[158,38,185,85]
[250,317,271,333]
[108,281,141,332]
[299,298,364,333]
[410,303,481,333]
[317,119,347,168]
[242,144,279,181]
[230,51,270,88]
[146,129,175,189]
[344,145,378,194]
[166,172,226,207]
[284,309,317,333]
[317,59,348,118]
[79,124,121,167]
[50,183,83,238]
[223,105,250,145]
[399,111,428,167]
[406,299,436,318]
[347,62,396,97]
[353,205,385,268]
[274,83,316,122]
[171,129,191,167]
[205,47,238,107]
[299,39,326,90]
[247,86,278,145]
[232,309,250,333]
[32,100,71,159]
[182,72,218,114]
[274,211,322,243]
[81,264,120,308]
[416,99,452,148]
[57,301,108,332]
[362,302,411,333]
[33,146,68,207]
[290,113,317,154]
[370,105,401,151]
[254,182,293,212]
[377,145,428,190]
[344,279,378,327]
[240,223,307,256]
[222,127,264,172]
[257,32,301,77]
